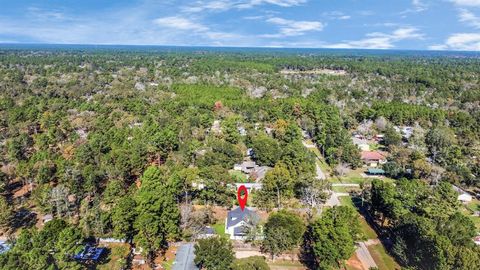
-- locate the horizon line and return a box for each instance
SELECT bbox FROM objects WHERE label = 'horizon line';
[1,42,479,53]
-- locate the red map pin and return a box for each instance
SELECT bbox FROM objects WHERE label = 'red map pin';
[237,185,248,211]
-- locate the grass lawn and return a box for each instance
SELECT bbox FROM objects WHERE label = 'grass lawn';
[161,256,175,270]
[268,260,306,270]
[359,216,378,239]
[466,199,480,212]
[212,222,227,237]
[469,216,480,230]
[367,244,401,270]
[97,244,130,270]
[340,196,355,208]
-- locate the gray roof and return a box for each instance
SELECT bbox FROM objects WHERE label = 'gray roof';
[172,243,199,270]
[226,207,259,228]
[233,227,246,236]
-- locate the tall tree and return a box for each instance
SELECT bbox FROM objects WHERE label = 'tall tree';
[194,237,235,270]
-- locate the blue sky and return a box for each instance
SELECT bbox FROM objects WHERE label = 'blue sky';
[1,0,479,50]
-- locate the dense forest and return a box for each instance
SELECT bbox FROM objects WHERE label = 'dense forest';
[0,47,479,270]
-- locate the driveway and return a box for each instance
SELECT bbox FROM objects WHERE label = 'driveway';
[355,242,378,270]
[172,243,198,270]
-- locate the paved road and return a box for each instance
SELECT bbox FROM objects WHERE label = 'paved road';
[325,191,341,206]
[172,243,198,270]
[315,162,326,180]
[356,242,378,270]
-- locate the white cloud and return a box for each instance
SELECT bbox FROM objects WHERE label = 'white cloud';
[458,9,480,28]
[153,16,208,31]
[450,0,480,6]
[183,0,307,13]
[322,11,351,20]
[263,17,323,37]
[327,27,424,49]
[429,33,480,50]
[412,0,427,11]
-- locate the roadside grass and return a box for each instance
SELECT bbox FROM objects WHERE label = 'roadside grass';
[359,217,378,239]
[212,222,227,237]
[161,256,175,270]
[340,196,354,208]
[367,244,401,270]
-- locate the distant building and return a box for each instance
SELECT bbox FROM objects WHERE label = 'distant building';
[474,236,480,246]
[197,226,216,239]
[233,161,271,181]
[352,137,370,151]
[367,168,385,175]
[43,214,53,224]
[361,151,386,167]
[234,182,262,192]
[458,193,473,203]
[225,207,260,240]
[238,126,247,136]
[0,241,10,255]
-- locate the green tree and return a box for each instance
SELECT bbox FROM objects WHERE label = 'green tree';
[251,135,281,167]
[0,196,13,230]
[194,237,234,270]
[262,210,305,259]
[134,166,180,263]
[303,207,357,269]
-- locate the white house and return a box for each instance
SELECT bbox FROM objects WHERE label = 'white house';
[225,207,260,240]
[458,193,473,203]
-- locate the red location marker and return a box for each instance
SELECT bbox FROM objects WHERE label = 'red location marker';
[237,185,248,211]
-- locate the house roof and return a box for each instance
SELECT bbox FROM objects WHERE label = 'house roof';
[368,168,385,174]
[226,207,259,228]
[361,151,385,161]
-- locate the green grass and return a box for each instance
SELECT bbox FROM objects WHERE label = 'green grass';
[359,217,378,239]
[97,244,130,270]
[469,216,480,230]
[229,170,248,183]
[466,199,480,212]
[212,222,227,237]
[367,244,401,270]
[162,256,175,270]
[268,260,305,269]
[340,196,354,207]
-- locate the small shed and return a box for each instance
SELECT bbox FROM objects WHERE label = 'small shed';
[458,193,473,203]
[367,168,385,175]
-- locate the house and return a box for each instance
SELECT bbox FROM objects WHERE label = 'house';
[43,214,53,224]
[361,151,386,167]
[458,193,473,203]
[0,240,10,255]
[225,207,260,240]
[238,126,247,136]
[352,137,370,151]
[474,236,480,246]
[367,168,385,175]
[234,161,256,174]
[234,182,262,192]
[132,247,146,266]
[73,245,106,262]
[197,226,216,239]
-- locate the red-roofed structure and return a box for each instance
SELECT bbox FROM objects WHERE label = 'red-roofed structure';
[361,151,386,166]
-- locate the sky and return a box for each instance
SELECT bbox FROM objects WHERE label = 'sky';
[0,0,480,50]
